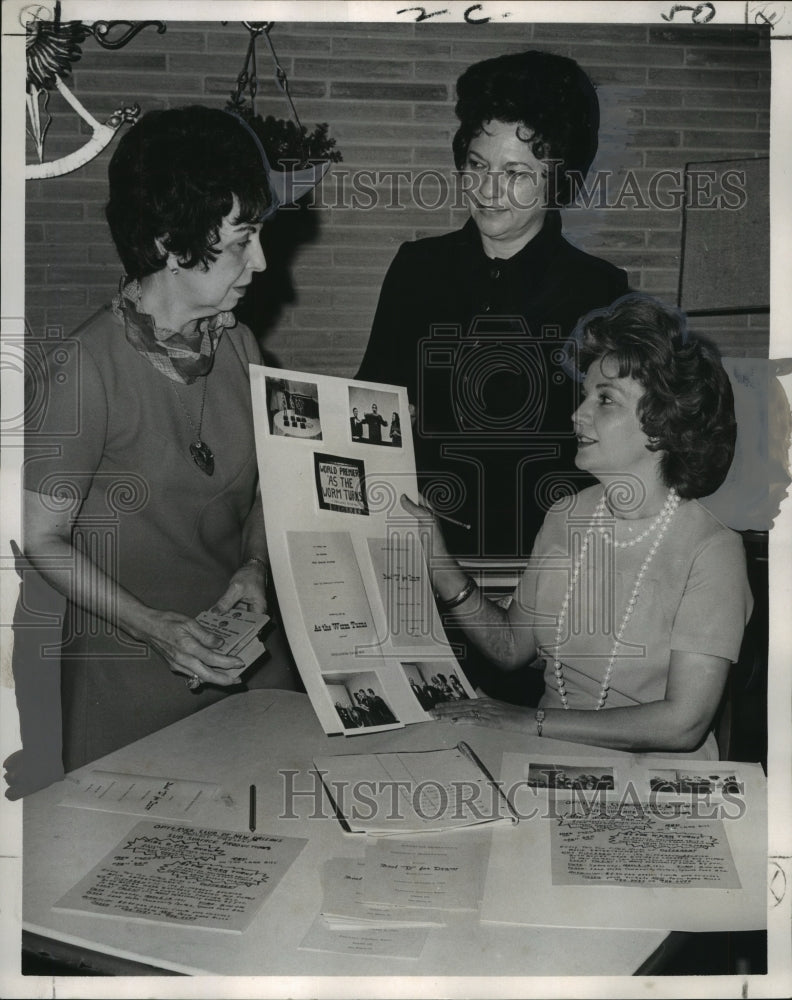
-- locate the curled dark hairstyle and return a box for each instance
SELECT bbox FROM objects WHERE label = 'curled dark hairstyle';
[452,50,599,206]
[106,106,272,279]
[571,294,736,499]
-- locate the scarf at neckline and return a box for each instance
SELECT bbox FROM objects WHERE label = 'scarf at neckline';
[111,277,237,385]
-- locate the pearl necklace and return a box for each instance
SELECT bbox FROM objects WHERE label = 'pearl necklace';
[596,487,680,548]
[552,486,680,710]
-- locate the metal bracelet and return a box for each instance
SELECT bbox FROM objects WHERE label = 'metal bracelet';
[438,575,476,611]
[245,556,268,571]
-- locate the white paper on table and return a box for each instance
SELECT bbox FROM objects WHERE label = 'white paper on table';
[550,806,741,889]
[299,913,429,959]
[53,820,307,933]
[314,743,517,834]
[362,835,488,911]
[321,858,446,928]
[481,752,767,932]
[60,770,228,820]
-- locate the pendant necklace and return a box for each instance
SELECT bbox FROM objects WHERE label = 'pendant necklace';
[168,377,214,476]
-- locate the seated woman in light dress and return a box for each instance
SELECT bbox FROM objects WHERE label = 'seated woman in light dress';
[403,294,752,758]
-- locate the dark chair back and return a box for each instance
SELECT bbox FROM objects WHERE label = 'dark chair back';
[715,530,768,765]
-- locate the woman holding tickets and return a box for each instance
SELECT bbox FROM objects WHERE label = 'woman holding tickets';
[403,296,752,758]
[12,107,306,790]
[357,50,628,562]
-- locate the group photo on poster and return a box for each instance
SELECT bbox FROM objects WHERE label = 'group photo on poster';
[1,2,789,994]
[347,386,403,448]
[401,661,471,712]
[324,671,400,731]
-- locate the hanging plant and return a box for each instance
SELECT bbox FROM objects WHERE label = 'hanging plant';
[224,22,342,172]
[228,106,342,171]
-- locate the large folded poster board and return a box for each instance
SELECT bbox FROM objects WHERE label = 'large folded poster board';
[250,366,476,735]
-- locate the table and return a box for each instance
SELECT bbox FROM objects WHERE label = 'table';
[22,689,676,977]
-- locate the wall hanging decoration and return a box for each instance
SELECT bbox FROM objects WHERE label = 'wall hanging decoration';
[25,4,165,180]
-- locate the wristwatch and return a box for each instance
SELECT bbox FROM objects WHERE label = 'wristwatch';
[535,708,545,738]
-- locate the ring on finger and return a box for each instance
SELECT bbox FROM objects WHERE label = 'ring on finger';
[186,675,202,691]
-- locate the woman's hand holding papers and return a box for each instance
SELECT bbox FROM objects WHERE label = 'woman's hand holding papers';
[213,559,269,616]
[142,611,246,686]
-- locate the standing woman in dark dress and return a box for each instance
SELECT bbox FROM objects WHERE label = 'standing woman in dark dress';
[356,51,629,697]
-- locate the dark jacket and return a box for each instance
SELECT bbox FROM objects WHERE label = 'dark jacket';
[357,212,629,557]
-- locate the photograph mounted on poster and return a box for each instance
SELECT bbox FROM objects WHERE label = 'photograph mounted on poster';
[314,452,369,516]
[400,660,471,711]
[323,670,400,730]
[266,375,323,441]
[348,386,402,448]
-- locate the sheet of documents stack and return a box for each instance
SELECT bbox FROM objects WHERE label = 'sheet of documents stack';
[299,746,766,958]
[480,752,767,932]
[300,836,489,960]
[53,743,766,960]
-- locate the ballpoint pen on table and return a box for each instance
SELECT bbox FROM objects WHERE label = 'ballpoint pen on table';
[249,784,257,833]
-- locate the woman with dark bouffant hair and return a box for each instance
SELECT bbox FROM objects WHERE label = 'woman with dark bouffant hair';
[403,295,752,758]
[11,107,310,792]
[355,50,629,699]
[451,49,601,209]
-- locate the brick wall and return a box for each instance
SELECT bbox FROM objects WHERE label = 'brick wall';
[25,20,770,375]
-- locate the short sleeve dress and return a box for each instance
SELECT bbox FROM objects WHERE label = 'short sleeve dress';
[517,486,753,757]
[22,303,284,769]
